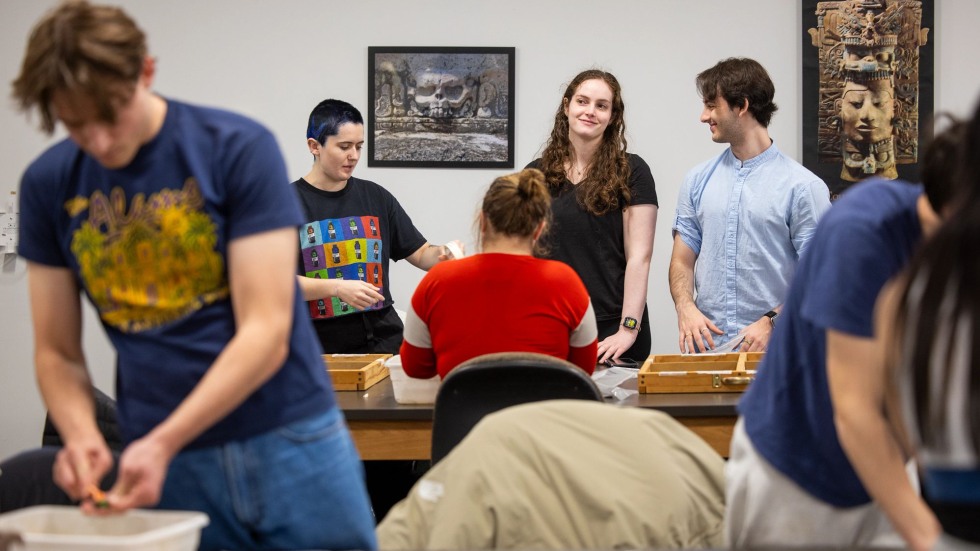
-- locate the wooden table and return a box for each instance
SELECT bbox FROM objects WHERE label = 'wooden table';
[336,376,740,460]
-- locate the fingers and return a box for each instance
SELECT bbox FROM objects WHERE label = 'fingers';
[337,281,383,309]
[598,330,636,363]
[699,327,716,351]
[679,328,710,353]
[53,448,85,499]
[105,462,162,512]
[694,330,709,353]
[53,445,114,501]
[739,333,767,352]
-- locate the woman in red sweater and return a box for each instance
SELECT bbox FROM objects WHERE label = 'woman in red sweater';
[400,168,598,379]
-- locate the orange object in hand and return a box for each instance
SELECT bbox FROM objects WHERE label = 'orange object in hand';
[87,483,109,509]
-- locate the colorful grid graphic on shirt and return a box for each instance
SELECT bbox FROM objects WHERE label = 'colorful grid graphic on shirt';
[300,216,383,318]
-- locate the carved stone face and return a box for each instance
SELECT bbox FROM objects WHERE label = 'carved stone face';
[840,79,897,181]
[841,80,895,146]
[414,71,475,118]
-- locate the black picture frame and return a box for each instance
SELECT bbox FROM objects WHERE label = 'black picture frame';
[802,1,934,201]
[367,46,515,169]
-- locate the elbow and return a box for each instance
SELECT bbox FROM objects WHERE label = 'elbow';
[832,405,863,453]
[268,338,290,373]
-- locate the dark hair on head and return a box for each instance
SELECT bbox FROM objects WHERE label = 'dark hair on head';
[538,69,631,216]
[888,105,980,460]
[919,113,967,214]
[307,99,363,144]
[12,0,148,135]
[480,168,552,255]
[696,57,778,127]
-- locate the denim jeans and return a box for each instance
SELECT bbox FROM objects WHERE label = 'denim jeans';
[157,407,377,551]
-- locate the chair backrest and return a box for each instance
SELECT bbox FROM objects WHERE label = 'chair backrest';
[430,352,603,463]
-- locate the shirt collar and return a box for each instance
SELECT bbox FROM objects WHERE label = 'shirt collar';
[727,141,780,170]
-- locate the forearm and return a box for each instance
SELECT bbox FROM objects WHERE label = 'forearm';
[836,407,939,550]
[828,330,940,551]
[407,243,444,271]
[297,274,337,301]
[621,204,655,321]
[28,262,102,443]
[668,234,698,310]
[668,258,696,309]
[36,351,102,443]
[622,257,650,321]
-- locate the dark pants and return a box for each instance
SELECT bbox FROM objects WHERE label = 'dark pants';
[596,306,651,362]
[315,306,404,354]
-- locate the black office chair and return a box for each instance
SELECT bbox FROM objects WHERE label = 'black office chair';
[0,447,120,513]
[430,352,603,464]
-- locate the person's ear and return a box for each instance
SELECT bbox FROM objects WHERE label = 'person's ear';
[737,98,751,118]
[139,55,156,87]
[307,138,320,157]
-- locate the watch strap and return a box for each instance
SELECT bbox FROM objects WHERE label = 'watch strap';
[764,310,778,327]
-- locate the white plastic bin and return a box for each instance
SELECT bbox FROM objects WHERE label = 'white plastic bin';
[386,355,440,404]
[0,505,208,551]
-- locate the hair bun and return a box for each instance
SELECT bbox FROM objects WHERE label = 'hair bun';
[517,168,545,198]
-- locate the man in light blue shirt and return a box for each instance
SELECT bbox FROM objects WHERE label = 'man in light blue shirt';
[669,58,831,353]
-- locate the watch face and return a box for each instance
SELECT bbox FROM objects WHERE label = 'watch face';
[623,317,638,329]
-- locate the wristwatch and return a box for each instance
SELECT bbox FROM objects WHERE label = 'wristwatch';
[622,317,639,331]
[764,310,778,328]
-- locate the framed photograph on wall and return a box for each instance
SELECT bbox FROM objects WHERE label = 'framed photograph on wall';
[802,0,933,201]
[367,46,515,169]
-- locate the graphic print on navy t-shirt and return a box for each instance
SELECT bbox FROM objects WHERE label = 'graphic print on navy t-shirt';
[67,178,228,332]
[300,215,383,318]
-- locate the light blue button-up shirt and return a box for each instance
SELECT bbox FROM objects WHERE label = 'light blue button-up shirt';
[673,143,831,341]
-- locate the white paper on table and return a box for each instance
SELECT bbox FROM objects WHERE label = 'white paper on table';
[711,333,747,353]
[684,332,746,355]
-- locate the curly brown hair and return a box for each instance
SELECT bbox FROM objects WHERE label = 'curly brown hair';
[11,0,147,134]
[537,69,631,216]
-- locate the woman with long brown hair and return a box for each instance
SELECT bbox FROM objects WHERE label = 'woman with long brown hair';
[526,69,658,364]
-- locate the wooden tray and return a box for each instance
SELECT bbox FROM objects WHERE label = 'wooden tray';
[322,354,391,391]
[638,352,763,394]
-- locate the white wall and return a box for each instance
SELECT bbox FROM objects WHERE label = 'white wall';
[2,0,978,460]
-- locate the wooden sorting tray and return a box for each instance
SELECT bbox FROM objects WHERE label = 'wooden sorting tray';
[322,353,392,391]
[638,352,763,394]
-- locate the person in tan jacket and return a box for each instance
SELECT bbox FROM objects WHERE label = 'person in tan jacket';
[377,400,725,550]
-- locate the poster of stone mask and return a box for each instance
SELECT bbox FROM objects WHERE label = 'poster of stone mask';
[367,46,515,168]
[803,0,933,201]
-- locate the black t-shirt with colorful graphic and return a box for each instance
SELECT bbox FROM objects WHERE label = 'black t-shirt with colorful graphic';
[291,177,426,321]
